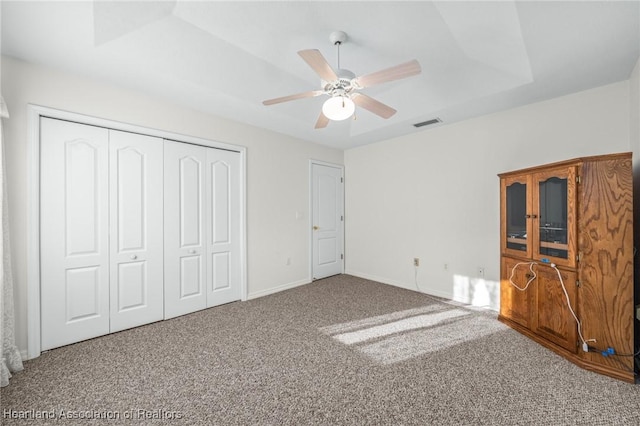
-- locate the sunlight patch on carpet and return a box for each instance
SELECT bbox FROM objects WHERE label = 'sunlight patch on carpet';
[332,309,471,345]
[319,304,448,335]
[321,304,508,364]
[360,315,507,364]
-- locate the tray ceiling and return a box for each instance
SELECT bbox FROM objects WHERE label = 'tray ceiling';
[2,1,639,149]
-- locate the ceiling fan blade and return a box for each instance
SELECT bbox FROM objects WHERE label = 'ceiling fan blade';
[298,49,338,82]
[263,90,324,106]
[352,59,421,89]
[315,111,330,129]
[352,93,397,119]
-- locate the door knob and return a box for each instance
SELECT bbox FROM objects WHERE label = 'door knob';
[313,226,319,231]
[130,255,137,260]
[189,249,196,254]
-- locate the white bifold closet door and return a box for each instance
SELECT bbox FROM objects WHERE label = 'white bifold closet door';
[164,140,241,319]
[163,141,207,318]
[206,147,241,307]
[41,119,110,350]
[108,130,164,332]
[41,118,164,350]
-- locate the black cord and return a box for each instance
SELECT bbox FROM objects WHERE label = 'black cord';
[586,346,636,374]
[611,347,640,357]
[587,345,640,357]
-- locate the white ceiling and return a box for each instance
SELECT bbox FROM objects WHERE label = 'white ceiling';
[2,1,639,150]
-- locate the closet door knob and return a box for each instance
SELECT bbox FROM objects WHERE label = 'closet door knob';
[130,255,137,260]
[189,249,196,254]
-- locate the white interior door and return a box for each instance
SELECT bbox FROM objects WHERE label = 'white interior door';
[311,163,344,280]
[164,140,207,318]
[41,118,110,350]
[109,130,164,332]
[206,148,241,306]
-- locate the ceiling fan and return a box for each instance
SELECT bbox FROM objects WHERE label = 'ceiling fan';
[262,31,422,129]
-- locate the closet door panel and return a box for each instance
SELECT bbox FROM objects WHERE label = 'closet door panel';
[164,140,207,318]
[207,149,241,306]
[109,130,164,332]
[41,118,110,350]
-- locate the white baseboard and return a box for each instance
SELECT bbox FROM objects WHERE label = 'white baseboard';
[247,278,310,300]
[20,349,28,361]
[345,270,454,300]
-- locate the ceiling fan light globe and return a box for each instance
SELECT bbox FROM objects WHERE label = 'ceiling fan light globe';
[322,96,355,121]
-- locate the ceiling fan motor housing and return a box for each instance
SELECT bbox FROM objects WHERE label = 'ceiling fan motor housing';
[322,68,356,96]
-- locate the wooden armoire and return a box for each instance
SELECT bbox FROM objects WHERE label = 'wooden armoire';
[498,152,636,383]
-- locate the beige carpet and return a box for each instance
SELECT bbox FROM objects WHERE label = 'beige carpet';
[2,275,639,425]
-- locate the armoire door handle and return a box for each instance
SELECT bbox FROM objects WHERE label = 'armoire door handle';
[189,249,196,254]
[130,255,137,260]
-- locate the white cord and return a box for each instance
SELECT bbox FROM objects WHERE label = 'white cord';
[508,261,593,351]
[549,263,592,350]
[508,261,537,291]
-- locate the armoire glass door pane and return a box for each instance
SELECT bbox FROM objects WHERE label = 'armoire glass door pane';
[538,177,568,259]
[506,182,527,252]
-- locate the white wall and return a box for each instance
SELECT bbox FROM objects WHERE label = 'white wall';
[630,56,640,318]
[631,57,640,197]
[632,58,640,152]
[344,81,632,310]
[1,56,343,356]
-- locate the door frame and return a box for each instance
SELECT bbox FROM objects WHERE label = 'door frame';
[27,104,248,359]
[309,160,345,281]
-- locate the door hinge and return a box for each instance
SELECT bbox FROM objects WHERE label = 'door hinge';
[576,280,581,288]
[576,252,582,262]
[341,215,343,221]
[341,177,344,183]
[576,176,581,184]
[341,254,344,260]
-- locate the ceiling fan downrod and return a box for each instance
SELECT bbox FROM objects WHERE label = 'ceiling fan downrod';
[330,30,348,70]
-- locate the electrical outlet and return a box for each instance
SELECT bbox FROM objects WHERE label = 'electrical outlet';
[413,258,420,267]
[478,267,485,277]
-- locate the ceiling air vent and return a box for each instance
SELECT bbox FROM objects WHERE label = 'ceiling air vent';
[413,118,442,128]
